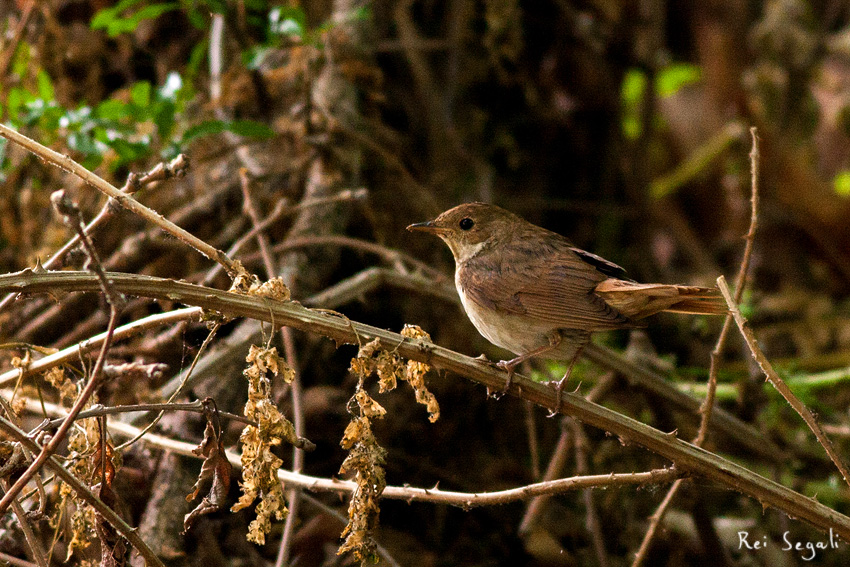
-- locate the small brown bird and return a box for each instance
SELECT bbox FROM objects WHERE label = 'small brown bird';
[408,203,725,395]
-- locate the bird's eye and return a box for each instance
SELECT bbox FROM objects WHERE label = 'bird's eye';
[459,217,474,230]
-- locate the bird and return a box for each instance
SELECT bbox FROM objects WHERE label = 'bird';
[407,202,726,398]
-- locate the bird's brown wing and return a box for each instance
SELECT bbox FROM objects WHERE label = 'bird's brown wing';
[569,247,632,280]
[460,242,637,331]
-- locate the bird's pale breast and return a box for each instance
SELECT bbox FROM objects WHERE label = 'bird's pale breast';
[455,267,583,360]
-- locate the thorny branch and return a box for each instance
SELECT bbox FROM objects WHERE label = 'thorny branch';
[632,126,762,567]
[0,123,239,277]
[718,276,850,489]
[0,415,166,567]
[1,270,849,539]
[0,191,126,517]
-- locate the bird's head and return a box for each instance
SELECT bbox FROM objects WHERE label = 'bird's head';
[407,203,520,263]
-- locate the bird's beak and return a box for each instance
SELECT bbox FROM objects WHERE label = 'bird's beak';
[406,220,446,234]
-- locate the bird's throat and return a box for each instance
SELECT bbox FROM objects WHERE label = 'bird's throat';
[446,238,491,264]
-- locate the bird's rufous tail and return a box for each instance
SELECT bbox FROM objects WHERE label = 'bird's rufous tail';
[594,279,727,320]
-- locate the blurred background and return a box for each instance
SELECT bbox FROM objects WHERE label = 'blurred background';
[3,1,850,565]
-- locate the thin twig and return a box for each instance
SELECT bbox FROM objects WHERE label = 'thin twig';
[269,234,444,278]
[237,168,308,567]
[0,550,39,567]
[24,399,313,450]
[518,373,616,535]
[50,190,125,308]
[633,126,762,567]
[203,188,369,285]
[632,478,685,567]
[718,276,850,489]
[0,307,201,388]
[697,126,760,445]
[524,400,540,480]
[276,327,304,567]
[0,0,34,78]
[570,419,610,567]
[0,309,119,517]
[0,191,127,516]
[45,154,189,270]
[650,122,746,198]
[302,266,459,308]
[0,416,166,567]
[0,123,239,276]
[518,418,572,535]
[2,478,48,567]
[114,323,220,451]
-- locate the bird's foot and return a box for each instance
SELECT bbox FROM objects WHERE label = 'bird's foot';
[545,366,582,416]
[544,377,569,417]
[494,359,519,397]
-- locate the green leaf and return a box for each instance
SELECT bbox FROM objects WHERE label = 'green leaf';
[243,46,270,70]
[349,6,372,22]
[227,120,275,138]
[833,171,850,197]
[67,130,102,155]
[620,69,646,140]
[186,8,207,29]
[36,70,55,101]
[656,63,701,98]
[60,106,93,128]
[621,69,647,105]
[7,87,33,122]
[181,119,274,144]
[269,6,306,38]
[186,40,208,80]
[96,99,130,121]
[180,120,225,140]
[39,104,65,131]
[91,0,145,30]
[10,41,31,78]
[118,4,179,33]
[22,98,48,123]
[205,0,229,14]
[106,137,151,163]
[81,153,105,171]
[130,81,152,107]
[92,0,178,37]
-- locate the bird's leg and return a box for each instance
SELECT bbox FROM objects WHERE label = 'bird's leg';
[550,334,590,411]
[496,334,563,393]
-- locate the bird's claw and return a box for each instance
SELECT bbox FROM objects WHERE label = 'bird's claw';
[494,360,517,396]
[544,375,576,416]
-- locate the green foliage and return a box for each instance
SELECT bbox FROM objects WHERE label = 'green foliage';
[2,2,375,173]
[833,171,850,197]
[2,63,274,172]
[620,69,647,141]
[244,4,372,69]
[656,63,702,98]
[620,63,702,140]
[269,6,308,40]
[91,0,179,38]
[182,120,274,143]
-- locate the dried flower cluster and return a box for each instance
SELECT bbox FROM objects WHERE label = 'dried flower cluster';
[337,390,387,563]
[338,325,439,563]
[232,345,297,544]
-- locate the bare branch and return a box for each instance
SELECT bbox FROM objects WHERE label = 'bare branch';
[0,123,239,276]
[1,270,849,537]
